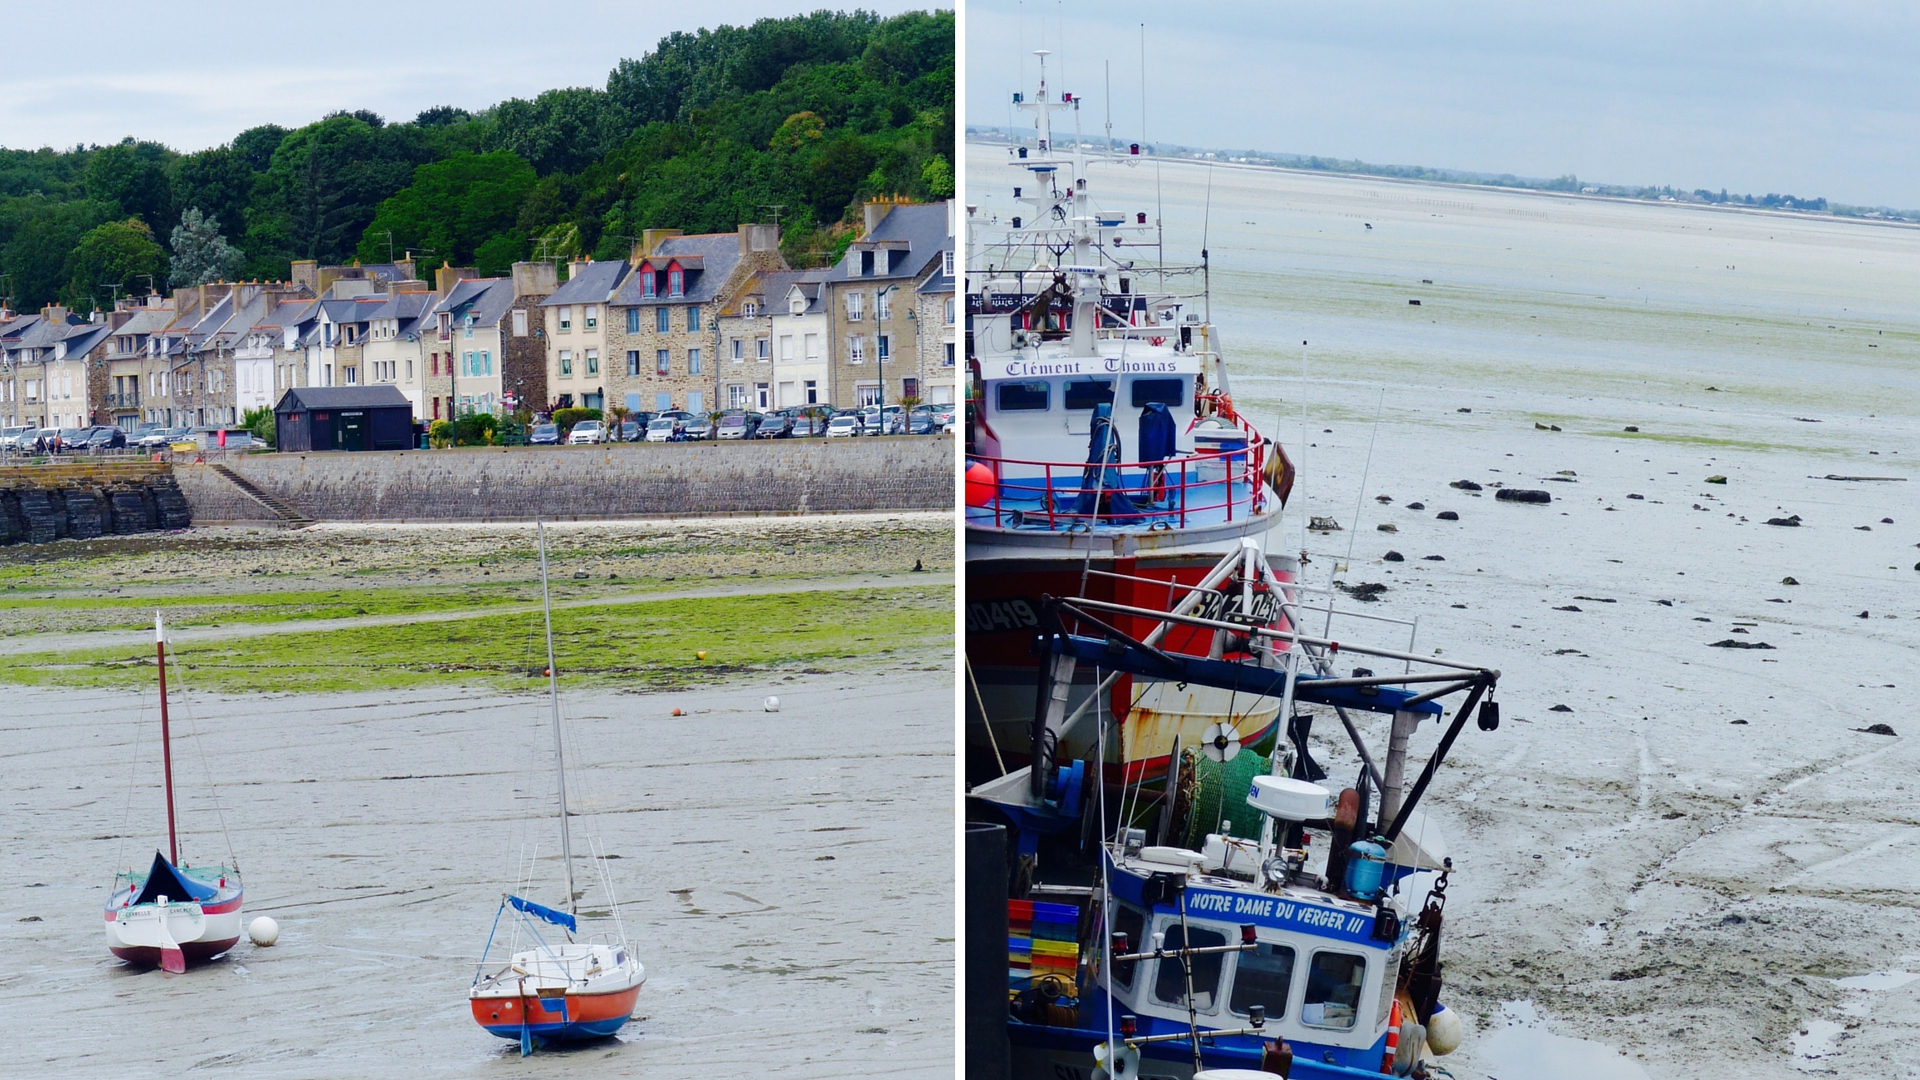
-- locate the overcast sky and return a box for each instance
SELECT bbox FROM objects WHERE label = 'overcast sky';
[967,1,1920,209]
[0,1,936,155]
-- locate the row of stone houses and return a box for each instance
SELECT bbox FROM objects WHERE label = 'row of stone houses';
[542,199,957,416]
[0,199,954,433]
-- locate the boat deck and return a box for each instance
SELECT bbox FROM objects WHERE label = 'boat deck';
[966,466,1269,533]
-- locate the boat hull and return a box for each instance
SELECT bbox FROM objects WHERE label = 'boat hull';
[103,883,243,970]
[471,984,642,1042]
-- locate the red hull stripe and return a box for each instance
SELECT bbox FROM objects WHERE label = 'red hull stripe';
[470,985,641,1034]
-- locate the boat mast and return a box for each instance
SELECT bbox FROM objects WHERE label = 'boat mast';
[536,522,576,917]
[155,612,178,865]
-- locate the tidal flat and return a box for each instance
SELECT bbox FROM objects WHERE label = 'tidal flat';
[971,145,1920,1078]
[0,511,955,1076]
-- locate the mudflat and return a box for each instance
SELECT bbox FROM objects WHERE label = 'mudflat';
[0,511,955,1076]
[971,145,1920,1078]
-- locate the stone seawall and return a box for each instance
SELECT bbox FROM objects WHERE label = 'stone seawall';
[177,437,954,523]
[0,461,193,543]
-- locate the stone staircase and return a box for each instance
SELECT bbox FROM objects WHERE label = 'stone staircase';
[209,464,314,528]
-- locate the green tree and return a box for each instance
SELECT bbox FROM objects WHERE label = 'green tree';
[84,139,175,231]
[169,207,244,287]
[354,150,536,272]
[245,115,434,271]
[242,405,276,446]
[64,218,168,309]
[170,146,257,247]
[1,198,116,308]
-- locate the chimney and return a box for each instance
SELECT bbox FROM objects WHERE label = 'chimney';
[290,260,319,294]
[862,201,893,238]
[512,261,558,297]
[567,257,591,282]
[435,265,479,296]
[738,223,779,254]
[640,228,682,259]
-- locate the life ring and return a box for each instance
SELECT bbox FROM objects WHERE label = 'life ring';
[1381,998,1401,1073]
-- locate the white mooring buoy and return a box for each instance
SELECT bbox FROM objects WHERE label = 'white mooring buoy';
[763,695,781,712]
[248,916,280,946]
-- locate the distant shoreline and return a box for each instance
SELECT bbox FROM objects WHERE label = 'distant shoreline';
[965,133,1920,234]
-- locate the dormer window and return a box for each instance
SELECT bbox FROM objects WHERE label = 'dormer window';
[743,301,758,318]
[943,250,955,276]
[861,250,875,276]
[641,271,656,299]
[668,268,684,297]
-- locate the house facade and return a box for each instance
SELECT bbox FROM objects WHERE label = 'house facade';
[717,268,829,411]
[600,224,785,415]
[822,200,952,410]
[539,258,627,412]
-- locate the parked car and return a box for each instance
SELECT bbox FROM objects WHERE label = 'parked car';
[753,414,792,439]
[137,426,189,450]
[190,427,257,449]
[617,420,642,442]
[644,416,681,443]
[682,414,713,440]
[528,423,561,445]
[0,425,32,450]
[788,413,825,438]
[908,404,938,435]
[932,405,957,433]
[859,404,905,435]
[714,412,759,440]
[85,426,128,450]
[567,420,605,445]
[826,414,862,438]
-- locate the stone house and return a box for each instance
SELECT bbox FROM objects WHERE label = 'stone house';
[717,268,829,411]
[501,261,558,417]
[602,224,785,415]
[822,200,952,410]
[913,243,957,406]
[420,270,514,419]
[2,308,96,430]
[538,258,627,412]
[100,300,177,427]
[360,290,437,418]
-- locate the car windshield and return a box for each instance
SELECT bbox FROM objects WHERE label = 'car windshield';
[533,424,557,434]
[648,419,674,430]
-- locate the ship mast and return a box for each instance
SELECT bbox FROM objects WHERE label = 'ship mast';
[155,612,177,865]
[536,522,576,918]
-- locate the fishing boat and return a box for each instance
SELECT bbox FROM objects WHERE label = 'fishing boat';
[103,613,244,973]
[964,50,1297,798]
[469,522,644,1054]
[995,543,1501,1078]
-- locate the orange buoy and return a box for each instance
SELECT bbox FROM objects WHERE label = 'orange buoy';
[965,462,996,507]
[1381,998,1401,1072]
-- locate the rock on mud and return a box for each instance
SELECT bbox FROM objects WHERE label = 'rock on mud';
[1496,488,1552,504]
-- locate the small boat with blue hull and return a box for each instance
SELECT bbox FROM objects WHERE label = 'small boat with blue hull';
[469,522,644,1054]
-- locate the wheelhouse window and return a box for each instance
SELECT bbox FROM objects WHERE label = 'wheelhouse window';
[1229,942,1297,1019]
[1131,378,1185,408]
[1063,378,1115,411]
[1151,923,1227,1013]
[1109,904,1146,990]
[996,381,1049,411]
[1301,951,1366,1030]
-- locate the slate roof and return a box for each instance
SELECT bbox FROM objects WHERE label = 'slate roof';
[540,260,629,307]
[610,233,742,306]
[275,385,414,412]
[113,308,175,336]
[59,324,112,359]
[754,269,829,314]
[832,202,950,283]
[433,278,514,329]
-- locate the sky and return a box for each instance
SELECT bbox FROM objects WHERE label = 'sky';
[966,1,1920,209]
[0,0,937,155]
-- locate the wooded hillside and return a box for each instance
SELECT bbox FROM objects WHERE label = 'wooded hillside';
[0,8,953,310]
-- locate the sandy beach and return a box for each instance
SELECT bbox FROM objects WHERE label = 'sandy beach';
[970,145,1920,1078]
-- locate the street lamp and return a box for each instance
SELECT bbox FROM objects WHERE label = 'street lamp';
[876,283,899,434]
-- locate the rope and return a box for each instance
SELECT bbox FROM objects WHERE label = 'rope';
[965,656,1007,775]
[152,637,239,873]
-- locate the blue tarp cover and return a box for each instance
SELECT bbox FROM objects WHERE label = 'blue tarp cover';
[507,894,577,933]
[131,850,218,905]
[1138,402,1176,464]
